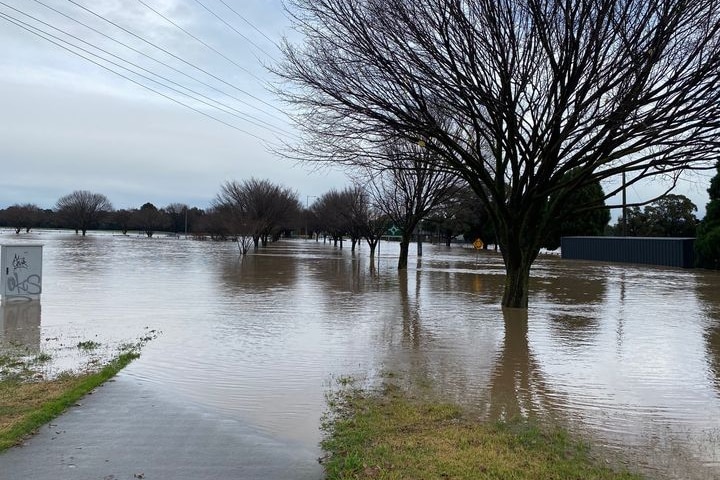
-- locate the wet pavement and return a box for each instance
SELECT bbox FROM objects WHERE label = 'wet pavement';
[0,373,322,480]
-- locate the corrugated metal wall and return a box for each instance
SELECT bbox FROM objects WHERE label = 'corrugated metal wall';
[560,237,696,268]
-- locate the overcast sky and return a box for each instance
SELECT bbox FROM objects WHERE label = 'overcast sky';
[0,0,713,218]
[0,0,349,210]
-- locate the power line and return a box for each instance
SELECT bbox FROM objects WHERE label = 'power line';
[66,0,289,118]
[189,0,276,60]
[216,0,281,49]
[27,0,292,131]
[1,1,298,139]
[0,11,281,146]
[136,0,266,83]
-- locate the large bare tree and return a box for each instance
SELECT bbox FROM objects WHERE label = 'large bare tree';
[55,190,113,236]
[277,0,720,308]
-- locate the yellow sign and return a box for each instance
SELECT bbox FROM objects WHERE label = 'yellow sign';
[473,238,484,250]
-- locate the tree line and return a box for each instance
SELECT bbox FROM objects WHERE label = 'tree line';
[0,161,718,274]
[0,168,713,256]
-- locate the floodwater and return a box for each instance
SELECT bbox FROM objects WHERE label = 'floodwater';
[1,231,720,479]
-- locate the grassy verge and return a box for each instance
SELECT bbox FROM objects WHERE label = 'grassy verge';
[0,331,158,452]
[321,381,642,480]
[0,351,138,452]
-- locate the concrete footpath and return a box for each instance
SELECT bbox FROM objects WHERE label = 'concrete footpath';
[0,374,324,480]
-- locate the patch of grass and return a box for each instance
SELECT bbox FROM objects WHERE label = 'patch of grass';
[32,352,52,364]
[76,340,102,351]
[321,382,643,480]
[0,351,138,452]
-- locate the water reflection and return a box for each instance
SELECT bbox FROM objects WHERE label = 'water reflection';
[0,299,41,349]
[487,309,552,421]
[695,271,720,394]
[220,251,299,294]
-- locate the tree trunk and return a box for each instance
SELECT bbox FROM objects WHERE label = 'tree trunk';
[368,239,378,259]
[502,258,532,308]
[398,235,410,270]
[500,229,541,309]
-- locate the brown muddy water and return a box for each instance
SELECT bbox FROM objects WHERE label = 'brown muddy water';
[1,231,719,479]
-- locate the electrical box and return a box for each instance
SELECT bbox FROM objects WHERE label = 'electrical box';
[1,245,43,297]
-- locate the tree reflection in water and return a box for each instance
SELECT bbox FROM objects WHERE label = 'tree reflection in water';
[486,309,555,422]
[695,271,720,395]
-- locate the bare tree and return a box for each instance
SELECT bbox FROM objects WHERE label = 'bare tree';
[362,205,389,260]
[366,143,462,269]
[55,190,113,236]
[165,203,189,235]
[314,185,372,251]
[215,178,301,250]
[1,204,41,234]
[278,0,720,308]
[313,189,352,247]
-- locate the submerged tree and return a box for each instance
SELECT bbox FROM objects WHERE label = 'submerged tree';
[313,188,353,247]
[278,0,720,308]
[215,178,300,250]
[1,204,41,234]
[366,142,462,269]
[134,202,167,238]
[55,190,113,236]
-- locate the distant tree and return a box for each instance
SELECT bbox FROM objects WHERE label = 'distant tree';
[203,206,231,242]
[366,143,462,269]
[1,204,41,234]
[301,205,321,240]
[133,202,168,237]
[111,209,133,235]
[696,161,720,268]
[616,194,697,237]
[55,190,113,236]
[343,186,371,252]
[644,194,698,237]
[215,178,301,250]
[313,189,353,247]
[362,207,389,260]
[425,186,494,248]
[543,173,611,250]
[617,206,650,237]
[185,207,206,235]
[165,203,188,235]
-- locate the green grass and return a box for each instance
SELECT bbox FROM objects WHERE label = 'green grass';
[0,351,138,452]
[321,382,643,480]
[76,340,102,351]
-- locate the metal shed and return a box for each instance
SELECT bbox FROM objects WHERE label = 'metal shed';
[560,236,696,268]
